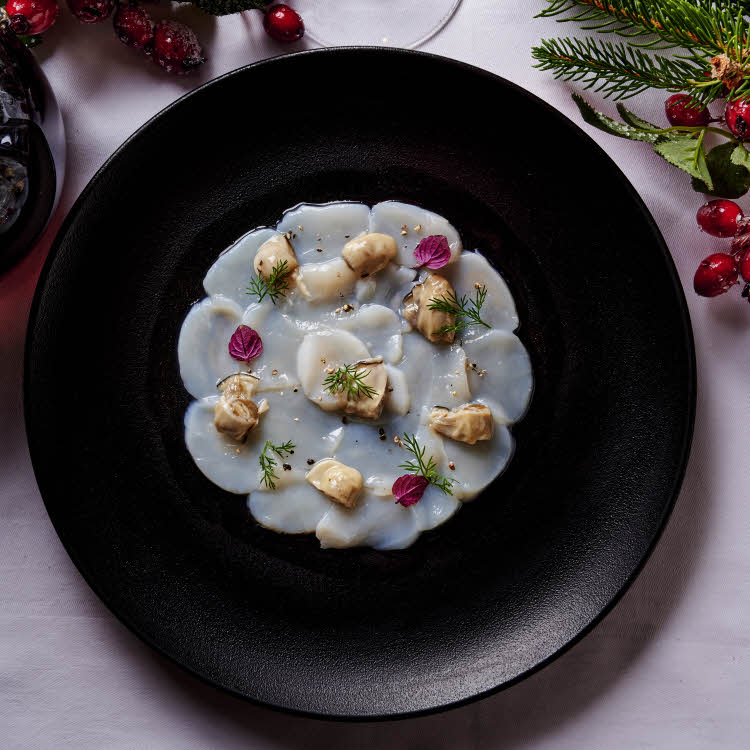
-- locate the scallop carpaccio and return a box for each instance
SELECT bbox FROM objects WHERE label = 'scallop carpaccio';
[178,201,533,550]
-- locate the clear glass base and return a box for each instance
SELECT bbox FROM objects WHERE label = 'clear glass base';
[294,0,462,49]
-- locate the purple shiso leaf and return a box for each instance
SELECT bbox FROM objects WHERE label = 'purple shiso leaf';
[413,235,451,270]
[392,474,429,507]
[228,325,263,362]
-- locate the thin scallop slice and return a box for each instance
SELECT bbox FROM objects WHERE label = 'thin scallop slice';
[240,302,303,391]
[439,422,514,501]
[184,397,259,494]
[203,227,280,307]
[248,470,332,534]
[296,258,358,303]
[463,329,533,422]
[276,202,370,263]
[398,331,470,414]
[384,365,409,416]
[441,251,518,333]
[316,489,419,550]
[184,390,344,495]
[370,201,462,267]
[409,483,461,532]
[178,295,243,399]
[335,304,403,363]
[297,329,371,411]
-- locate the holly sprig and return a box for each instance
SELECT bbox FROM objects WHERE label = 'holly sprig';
[574,95,750,198]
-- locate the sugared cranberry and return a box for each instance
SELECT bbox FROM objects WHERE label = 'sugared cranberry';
[66,0,114,22]
[693,253,738,297]
[113,3,153,49]
[263,4,304,43]
[696,199,743,238]
[6,0,58,34]
[151,20,205,75]
[738,250,750,283]
[665,94,710,127]
[725,98,750,140]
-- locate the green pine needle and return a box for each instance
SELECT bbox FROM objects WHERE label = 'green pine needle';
[259,440,295,490]
[533,0,750,104]
[398,433,455,495]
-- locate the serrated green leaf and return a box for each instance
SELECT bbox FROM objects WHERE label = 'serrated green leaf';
[653,135,712,189]
[572,94,660,143]
[691,141,750,199]
[616,103,662,133]
[730,143,750,172]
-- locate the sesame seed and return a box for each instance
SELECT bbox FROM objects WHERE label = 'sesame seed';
[272,369,278,375]
[342,303,353,312]
[294,417,299,422]
[414,224,422,232]
[298,225,303,230]
[400,230,408,236]
[448,462,455,470]
[451,391,458,397]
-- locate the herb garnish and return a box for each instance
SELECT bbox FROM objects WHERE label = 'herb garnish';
[323,363,378,400]
[428,285,491,337]
[247,259,291,304]
[397,433,455,496]
[259,439,295,490]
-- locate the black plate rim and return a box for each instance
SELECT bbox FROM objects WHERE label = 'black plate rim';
[24,47,697,722]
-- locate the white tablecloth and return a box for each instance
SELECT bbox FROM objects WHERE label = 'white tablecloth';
[2,3,749,747]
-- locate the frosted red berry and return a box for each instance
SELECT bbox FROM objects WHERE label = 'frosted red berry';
[151,20,205,75]
[725,98,750,140]
[665,94,710,127]
[66,0,114,23]
[6,0,58,35]
[696,199,743,238]
[738,250,750,284]
[263,4,304,43]
[113,3,154,49]
[693,253,738,297]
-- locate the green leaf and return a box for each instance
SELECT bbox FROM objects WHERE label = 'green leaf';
[572,94,660,143]
[616,103,662,133]
[730,143,750,172]
[653,135,712,189]
[691,142,750,199]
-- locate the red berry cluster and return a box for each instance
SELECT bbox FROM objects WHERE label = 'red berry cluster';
[693,199,750,301]
[4,0,304,74]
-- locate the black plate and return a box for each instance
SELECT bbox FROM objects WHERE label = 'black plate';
[25,49,695,720]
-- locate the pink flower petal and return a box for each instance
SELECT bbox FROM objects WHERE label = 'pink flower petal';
[228,325,263,362]
[392,474,429,507]
[413,235,451,270]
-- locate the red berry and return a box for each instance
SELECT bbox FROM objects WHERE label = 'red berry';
[696,199,743,238]
[693,253,738,297]
[151,20,205,75]
[263,4,304,43]
[113,3,153,49]
[725,98,750,140]
[66,0,114,23]
[6,0,58,34]
[738,250,750,283]
[665,94,710,127]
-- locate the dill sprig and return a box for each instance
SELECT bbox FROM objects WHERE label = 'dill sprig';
[323,363,378,400]
[398,433,455,496]
[247,259,291,304]
[427,285,491,337]
[258,439,295,490]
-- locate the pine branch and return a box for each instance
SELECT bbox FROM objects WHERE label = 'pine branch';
[537,0,749,55]
[532,36,723,101]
